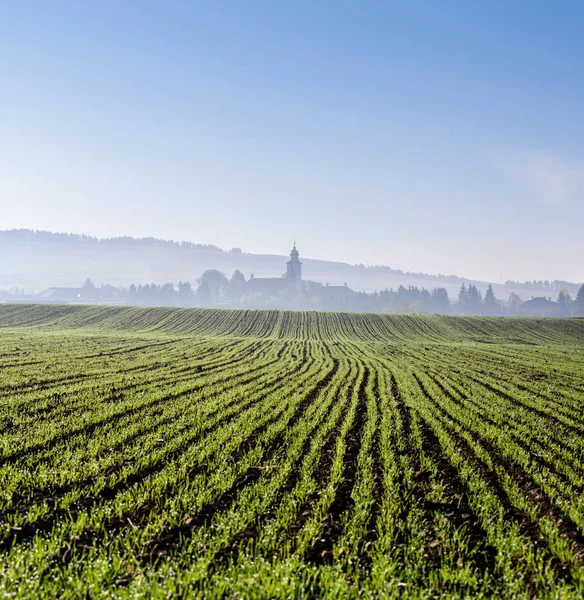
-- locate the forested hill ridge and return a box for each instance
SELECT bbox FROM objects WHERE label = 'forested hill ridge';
[0,229,580,299]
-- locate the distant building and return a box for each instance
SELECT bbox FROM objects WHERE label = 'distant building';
[287,243,302,295]
[320,283,355,302]
[246,274,288,296]
[38,287,82,303]
[520,296,557,317]
[315,283,356,310]
[247,243,303,297]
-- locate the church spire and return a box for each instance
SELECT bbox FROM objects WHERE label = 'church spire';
[287,242,302,294]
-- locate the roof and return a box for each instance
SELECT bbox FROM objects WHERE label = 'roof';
[320,285,355,295]
[287,244,302,264]
[522,296,554,307]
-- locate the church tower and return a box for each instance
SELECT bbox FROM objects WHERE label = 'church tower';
[287,242,302,295]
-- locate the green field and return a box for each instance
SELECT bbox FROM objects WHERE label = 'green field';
[1,304,583,598]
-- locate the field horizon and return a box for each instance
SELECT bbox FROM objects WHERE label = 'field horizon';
[1,303,584,343]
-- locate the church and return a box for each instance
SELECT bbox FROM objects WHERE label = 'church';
[246,243,303,297]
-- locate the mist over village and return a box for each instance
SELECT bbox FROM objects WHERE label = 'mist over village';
[1,229,583,317]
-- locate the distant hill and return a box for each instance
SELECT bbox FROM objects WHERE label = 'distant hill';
[0,229,579,300]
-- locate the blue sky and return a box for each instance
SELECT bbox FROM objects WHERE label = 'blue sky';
[2,1,583,282]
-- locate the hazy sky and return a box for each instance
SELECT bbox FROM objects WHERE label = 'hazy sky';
[2,1,584,282]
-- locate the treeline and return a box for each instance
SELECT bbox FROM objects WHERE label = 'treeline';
[6,269,584,317]
[510,287,584,318]
[127,282,196,306]
[75,275,455,313]
[0,229,224,253]
[77,272,246,308]
[61,279,199,307]
[456,283,499,315]
[307,283,452,314]
[456,283,584,317]
[117,273,584,317]
[356,264,463,284]
[504,279,582,295]
[169,271,456,313]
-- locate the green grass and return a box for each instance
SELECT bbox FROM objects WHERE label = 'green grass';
[0,304,583,598]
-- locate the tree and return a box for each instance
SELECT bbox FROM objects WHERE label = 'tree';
[160,283,176,305]
[177,281,194,307]
[521,296,556,317]
[196,270,228,305]
[228,270,247,299]
[483,285,499,315]
[458,284,469,313]
[508,292,522,315]
[556,290,572,317]
[420,289,432,313]
[575,285,584,317]
[81,278,97,300]
[431,288,450,314]
[402,286,422,313]
[467,285,482,314]
[195,280,212,307]
[397,285,411,311]
[302,280,324,296]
